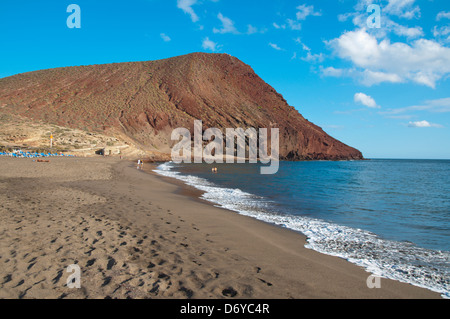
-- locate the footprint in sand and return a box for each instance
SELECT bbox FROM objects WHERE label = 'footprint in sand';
[13,279,25,288]
[157,259,167,266]
[179,286,194,299]
[258,278,273,287]
[101,276,112,287]
[2,274,12,285]
[106,256,116,270]
[86,258,96,267]
[52,270,63,284]
[222,287,238,297]
[149,282,159,295]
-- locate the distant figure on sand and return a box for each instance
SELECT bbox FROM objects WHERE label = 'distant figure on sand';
[137,159,141,169]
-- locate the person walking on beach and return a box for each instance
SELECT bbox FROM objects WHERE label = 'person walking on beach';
[137,159,141,169]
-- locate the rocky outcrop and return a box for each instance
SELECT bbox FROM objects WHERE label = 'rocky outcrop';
[0,52,363,160]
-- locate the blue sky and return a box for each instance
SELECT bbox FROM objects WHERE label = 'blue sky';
[1,0,450,159]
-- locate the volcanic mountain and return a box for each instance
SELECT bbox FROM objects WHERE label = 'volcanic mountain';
[0,52,363,160]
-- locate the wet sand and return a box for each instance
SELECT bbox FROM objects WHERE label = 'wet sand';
[0,157,440,298]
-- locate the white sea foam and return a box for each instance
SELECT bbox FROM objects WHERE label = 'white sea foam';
[154,162,450,298]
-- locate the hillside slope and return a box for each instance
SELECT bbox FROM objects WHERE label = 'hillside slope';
[0,53,363,160]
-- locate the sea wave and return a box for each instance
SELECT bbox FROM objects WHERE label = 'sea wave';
[154,162,450,298]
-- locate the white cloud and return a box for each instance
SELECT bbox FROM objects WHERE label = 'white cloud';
[321,66,345,77]
[361,70,403,86]
[382,97,450,115]
[328,28,450,88]
[354,92,380,108]
[273,22,286,29]
[329,29,381,66]
[294,38,324,62]
[433,25,450,43]
[302,52,324,63]
[213,13,239,34]
[355,0,376,11]
[388,21,423,38]
[296,4,322,20]
[437,11,450,21]
[384,0,421,19]
[269,43,283,51]
[160,33,171,42]
[294,37,310,51]
[338,12,352,23]
[408,120,443,128]
[340,4,423,40]
[321,67,404,86]
[177,0,199,23]
[434,25,450,37]
[287,19,302,30]
[246,25,265,35]
[247,25,258,34]
[202,37,218,51]
[273,4,320,33]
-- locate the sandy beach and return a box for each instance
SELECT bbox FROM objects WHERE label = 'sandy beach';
[0,157,441,299]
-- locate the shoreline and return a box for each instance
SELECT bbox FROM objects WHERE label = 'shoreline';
[147,161,448,298]
[143,163,311,246]
[0,157,441,298]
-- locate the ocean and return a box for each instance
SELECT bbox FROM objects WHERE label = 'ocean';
[154,159,450,298]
